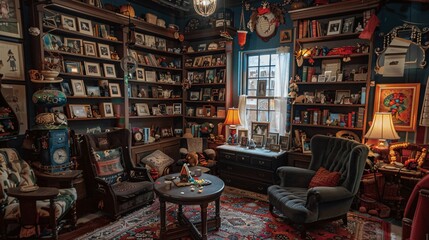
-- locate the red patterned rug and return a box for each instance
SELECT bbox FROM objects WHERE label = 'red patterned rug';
[75,193,391,240]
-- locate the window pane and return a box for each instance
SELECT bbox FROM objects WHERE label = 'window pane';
[248,90,257,97]
[248,110,257,122]
[259,67,270,78]
[258,111,269,121]
[249,56,259,66]
[270,69,276,77]
[258,99,268,110]
[248,67,258,78]
[247,98,257,109]
[271,54,278,66]
[248,79,257,90]
[260,55,270,66]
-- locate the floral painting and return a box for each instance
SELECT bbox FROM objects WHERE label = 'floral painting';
[374,83,420,132]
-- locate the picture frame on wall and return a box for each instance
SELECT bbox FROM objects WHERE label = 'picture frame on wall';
[135,103,150,116]
[327,19,342,35]
[251,121,270,139]
[61,15,77,31]
[109,83,121,97]
[84,62,101,76]
[100,102,114,117]
[374,83,421,131]
[97,43,111,59]
[0,41,24,80]
[1,84,27,134]
[83,41,97,56]
[103,63,116,78]
[342,17,355,34]
[0,0,22,38]
[64,60,82,74]
[279,29,292,43]
[71,79,86,96]
[136,68,145,81]
[77,17,93,36]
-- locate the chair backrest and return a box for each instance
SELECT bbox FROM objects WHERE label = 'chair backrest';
[309,135,369,194]
[180,138,208,153]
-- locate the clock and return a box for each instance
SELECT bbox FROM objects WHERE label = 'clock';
[255,12,277,42]
[121,55,137,74]
[37,129,71,173]
[53,148,68,164]
[132,128,144,145]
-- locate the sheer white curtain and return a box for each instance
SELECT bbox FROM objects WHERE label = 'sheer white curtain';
[238,95,248,130]
[272,46,290,135]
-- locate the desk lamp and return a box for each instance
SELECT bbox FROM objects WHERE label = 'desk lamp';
[364,112,400,148]
[224,108,241,145]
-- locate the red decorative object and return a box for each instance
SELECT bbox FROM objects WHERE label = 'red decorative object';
[308,167,341,188]
[237,30,248,49]
[359,14,380,40]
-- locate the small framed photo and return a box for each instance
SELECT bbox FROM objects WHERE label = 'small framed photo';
[270,144,281,152]
[342,17,355,34]
[64,38,82,54]
[343,97,352,104]
[134,32,145,46]
[193,57,202,67]
[98,43,111,59]
[337,73,343,82]
[257,80,267,97]
[77,17,93,36]
[189,91,200,101]
[136,68,145,81]
[253,134,265,148]
[268,132,279,145]
[302,136,311,154]
[166,106,174,115]
[198,43,207,52]
[60,82,72,96]
[158,104,167,114]
[317,75,326,82]
[196,107,204,117]
[152,106,161,115]
[327,19,342,35]
[251,121,270,139]
[145,70,157,82]
[173,103,182,115]
[86,85,100,97]
[71,79,86,96]
[64,60,82,74]
[83,41,97,56]
[135,103,150,116]
[100,102,114,117]
[61,15,77,31]
[279,29,292,43]
[237,129,248,140]
[109,83,121,97]
[335,90,351,104]
[84,62,101,76]
[103,63,116,78]
[68,104,91,118]
[279,134,290,151]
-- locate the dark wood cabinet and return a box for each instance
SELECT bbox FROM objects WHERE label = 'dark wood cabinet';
[217,145,287,194]
[287,151,311,169]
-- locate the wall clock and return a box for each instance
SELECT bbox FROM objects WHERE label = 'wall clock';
[255,12,277,42]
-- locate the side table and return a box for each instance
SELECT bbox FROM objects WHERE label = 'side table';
[6,187,59,239]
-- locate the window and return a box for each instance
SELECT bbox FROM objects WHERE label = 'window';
[240,49,290,134]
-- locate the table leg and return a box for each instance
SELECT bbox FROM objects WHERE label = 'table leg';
[178,204,183,216]
[160,199,166,238]
[200,202,208,240]
[50,198,57,240]
[215,198,221,230]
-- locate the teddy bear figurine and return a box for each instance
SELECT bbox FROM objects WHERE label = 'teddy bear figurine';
[288,76,299,99]
[186,152,199,167]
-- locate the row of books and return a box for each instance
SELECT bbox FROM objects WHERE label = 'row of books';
[302,66,317,82]
[298,19,323,39]
[299,107,365,128]
[186,106,226,118]
[129,49,181,69]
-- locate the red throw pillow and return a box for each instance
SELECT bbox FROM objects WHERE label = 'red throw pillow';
[308,167,341,188]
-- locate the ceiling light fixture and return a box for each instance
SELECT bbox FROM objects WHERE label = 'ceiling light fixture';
[193,0,217,17]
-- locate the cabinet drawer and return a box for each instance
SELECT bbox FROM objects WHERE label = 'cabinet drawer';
[219,163,273,183]
[219,151,236,162]
[220,173,270,194]
[236,154,250,165]
[251,157,272,170]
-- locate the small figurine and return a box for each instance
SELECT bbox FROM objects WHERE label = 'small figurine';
[355,22,364,32]
[248,139,256,149]
[288,77,299,98]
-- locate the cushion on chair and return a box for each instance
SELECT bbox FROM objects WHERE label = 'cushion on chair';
[92,147,127,184]
[308,167,341,188]
[140,150,174,177]
[111,181,153,201]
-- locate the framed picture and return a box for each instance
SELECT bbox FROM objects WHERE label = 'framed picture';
[205,69,215,83]
[134,32,145,46]
[268,132,279,145]
[173,103,182,115]
[322,59,341,75]
[83,62,101,77]
[158,104,167,114]
[64,37,82,54]
[219,88,225,101]
[327,19,342,35]
[43,33,62,50]
[71,79,86,96]
[193,57,202,67]
[198,43,207,52]
[68,104,91,118]
[279,134,290,150]
[145,70,157,82]
[166,106,174,115]
[202,55,212,67]
[270,144,281,152]
[109,83,121,97]
[61,15,77,31]
[0,0,22,38]
[279,29,292,43]
[189,91,200,101]
[237,129,248,140]
[135,103,150,116]
[136,68,145,81]
[196,107,204,117]
[144,35,156,48]
[83,41,97,56]
[317,75,326,82]
[373,83,420,131]
[60,82,72,96]
[302,137,311,154]
[252,134,265,148]
[98,43,111,59]
[86,86,100,97]
[335,90,350,104]
[257,80,267,97]
[100,102,114,117]
[1,84,27,134]
[103,63,116,78]
[251,121,270,139]
[44,55,64,72]
[152,106,161,115]
[77,17,93,36]
[0,41,24,80]
[342,17,355,34]
[64,60,82,74]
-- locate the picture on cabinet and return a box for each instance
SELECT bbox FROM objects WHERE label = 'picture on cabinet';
[68,104,91,118]
[257,80,267,96]
[205,69,215,83]
[145,70,157,82]
[83,41,97,56]
[186,106,195,116]
[190,91,200,101]
[135,32,145,46]
[202,55,212,67]
[157,38,167,51]
[335,90,350,104]
[152,106,161,115]
[196,107,204,117]
[71,79,86,96]
[0,0,22,38]
[61,15,76,31]
[86,86,100,97]
[64,60,82,74]
[77,18,93,36]
[173,103,182,115]
[158,104,167,114]
[138,86,148,98]
[327,19,342,35]
[166,106,174,115]
[100,102,114,117]
[137,54,145,64]
[98,43,111,59]
[109,83,121,97]
[279,134,290,151]
[0,41,24,80]
[217,69,225,83]
[302,136,311,154]
[219,88,225,101]
[151,86,159,98]
[211,89,219,101]
[342,17,355,34]
[268,132,279,145]
[251,121,270,139]
[144,35,156,48]
[198,43,207,52]
[61,82,72,96]
[98,80,109,97]
[193,57,202,67]
[103,63,116,78]
[202,88,211,101]
[91,104,101,118]
[84,62,101,76]
[135,103,150,116]
[185,58,194,67]
[64,37,82,54]
[44,55,64,72]
[193,72,205,83]
[136,68,145,81]
[253,134,264,148]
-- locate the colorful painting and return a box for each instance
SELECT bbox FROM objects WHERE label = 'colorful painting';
[374,83,420,132]
[0,0,22,38]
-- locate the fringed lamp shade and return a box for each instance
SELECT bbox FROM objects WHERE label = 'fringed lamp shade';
[364,112,400,147]
[193,0,217,17]
[224,108,241,145]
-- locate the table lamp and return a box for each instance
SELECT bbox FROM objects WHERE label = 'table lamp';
[224,108,241,145]
[364,112,400,148]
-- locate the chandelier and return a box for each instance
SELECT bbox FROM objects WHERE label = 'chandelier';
[193,0,217,17]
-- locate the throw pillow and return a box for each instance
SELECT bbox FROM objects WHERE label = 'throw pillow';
[140,150,174,178]
[92,147,126,185]
[308,167,341,188]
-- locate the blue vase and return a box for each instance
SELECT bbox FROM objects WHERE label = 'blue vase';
[32,89,67,107]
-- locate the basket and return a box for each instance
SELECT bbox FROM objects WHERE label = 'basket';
[146,13,157,25]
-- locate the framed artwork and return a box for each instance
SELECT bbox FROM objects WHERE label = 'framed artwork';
[64,37,82,54]
[198,43,207,52]
[342,17,355,34]
[44,55,64,72]
[166,106,174,115]
[237,129,248,139]
[335,90,350,104]
[60,82,72,96]
[97,43,111,59]
[189,91,200,101]
[173,103,182,115]
[270,144,281,152]
[86,86,100,97]
[251,121,270,139]
[145,70,157,82]
[77,17,93,36]
[152,106,161,115]
[0,41,24,80]
[0,0,22,38]
[136,68,145,81]
[279,29,292,43]
[327,19,342,35]
[257,80,267,97]
[61,15,77,31]
[302,137,311,154]
[84,62,101,76]
[103,63,116,78]
[373,83,421,132]
[64,60,82,74]
[205,69,215,83]
[144,35,156,48]
[253,134,265,148]
[135,32,145,46]
[158,104,167,114]
[193,57,202,67]
[135,103,150,116]
[109,83,121,97]
[100,102,114,117]
[219,88,225,101]
[83,41,97,56]
[196,107,204,117]
[268,132,279,145]
[279,134,290,150]
[68,104,91,118]
[71,79,86,96]
[1,84,27,134]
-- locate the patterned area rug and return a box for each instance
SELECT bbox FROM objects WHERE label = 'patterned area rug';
[75,190,391,240]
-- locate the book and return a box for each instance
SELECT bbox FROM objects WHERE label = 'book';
[302,66,308,82]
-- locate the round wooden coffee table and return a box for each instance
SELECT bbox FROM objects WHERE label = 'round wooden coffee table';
[154,173,224,240]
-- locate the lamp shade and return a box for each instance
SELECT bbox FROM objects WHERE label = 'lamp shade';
[193,0,217,17]
[364,112,400,140]
[224,108,241,126]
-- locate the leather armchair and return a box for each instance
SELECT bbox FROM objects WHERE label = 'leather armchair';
[402,174,429,240]
[267,135,368,237]
[80,129,154,219]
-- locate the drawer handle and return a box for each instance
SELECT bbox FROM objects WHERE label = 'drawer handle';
[258,161,265,165]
